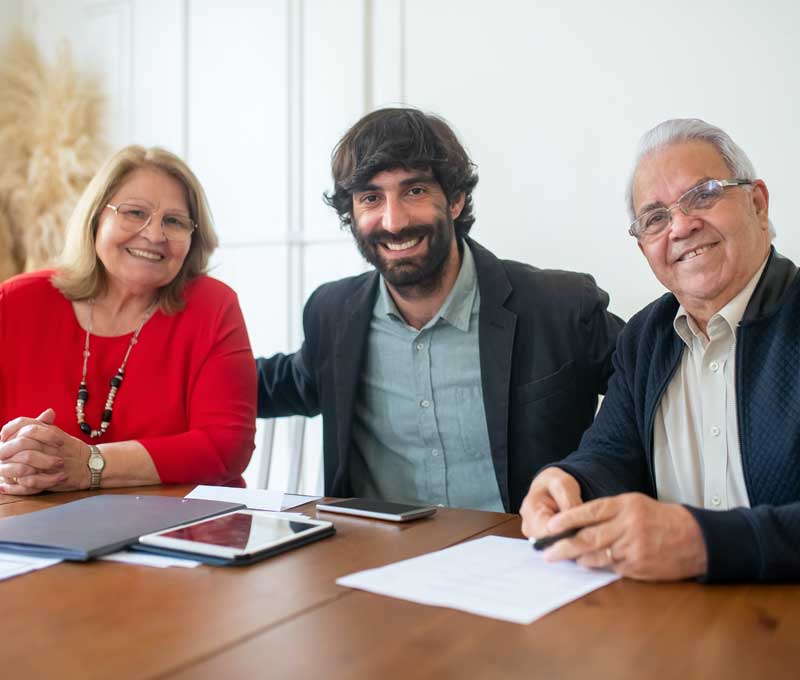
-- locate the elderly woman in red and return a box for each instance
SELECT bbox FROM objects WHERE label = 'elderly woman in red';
[0,146,256,494]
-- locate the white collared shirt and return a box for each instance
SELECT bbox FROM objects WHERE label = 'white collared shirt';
[653,257,769,510]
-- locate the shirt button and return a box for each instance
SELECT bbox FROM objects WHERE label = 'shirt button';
[711,495,721,507]
[710,426,721,437]
[420,399,431,408]
[416,342,425,351]
[432,449,439,456]
[709,361,720,372]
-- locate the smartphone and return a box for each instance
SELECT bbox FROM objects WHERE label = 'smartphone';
[315,498,437,522]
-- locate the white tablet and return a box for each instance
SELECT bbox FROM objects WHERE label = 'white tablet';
[136,510,335,564]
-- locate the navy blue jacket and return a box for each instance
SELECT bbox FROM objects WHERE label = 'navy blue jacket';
[257,238,624,512]
[557,247,800,582]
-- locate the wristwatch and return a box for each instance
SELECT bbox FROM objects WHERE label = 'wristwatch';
[87,444,105,490]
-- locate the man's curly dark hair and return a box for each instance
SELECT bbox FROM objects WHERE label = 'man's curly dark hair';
[324,108,479,240]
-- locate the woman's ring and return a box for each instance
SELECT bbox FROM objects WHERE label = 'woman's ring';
[606,547,614,562]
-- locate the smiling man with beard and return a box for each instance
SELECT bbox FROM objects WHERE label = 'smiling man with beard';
[256,107,623,512]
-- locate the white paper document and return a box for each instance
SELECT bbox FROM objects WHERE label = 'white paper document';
[100,551,201,568]
[0,552,61,582]
[185,485,283,511]
[281,494,322,511]
[337,535,621,625]
[262,511,311,520]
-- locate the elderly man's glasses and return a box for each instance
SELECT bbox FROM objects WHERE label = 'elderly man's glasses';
[628,179,752,240]
[106,203,197,243]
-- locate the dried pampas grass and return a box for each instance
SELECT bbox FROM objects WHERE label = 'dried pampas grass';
[0,34,107,281]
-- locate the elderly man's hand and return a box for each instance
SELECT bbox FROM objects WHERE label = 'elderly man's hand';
[520,467,583,539]
[541,493,708,581]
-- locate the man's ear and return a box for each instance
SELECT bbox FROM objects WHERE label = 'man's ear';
[450,193,465,220]
[751,180,770,228]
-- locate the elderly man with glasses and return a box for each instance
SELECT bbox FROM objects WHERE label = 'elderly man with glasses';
[521,118,800,582]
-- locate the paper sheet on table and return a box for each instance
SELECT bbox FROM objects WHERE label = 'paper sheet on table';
[185,485,283,511]
[259,511,311,520]
[337,535,621,625]
[0,551,61,581]
[100,550,201,568]
[281,494,322,510]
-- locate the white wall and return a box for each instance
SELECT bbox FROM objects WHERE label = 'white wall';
[14,0,800,493]
[0,0,22,41]
[400,0,800,316]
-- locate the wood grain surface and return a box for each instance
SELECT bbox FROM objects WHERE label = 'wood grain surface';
[3,489,799,679]
[1,487,510,679]
[174,519,800,680]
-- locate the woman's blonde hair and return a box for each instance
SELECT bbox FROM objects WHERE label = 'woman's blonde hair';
[53,145,218,313]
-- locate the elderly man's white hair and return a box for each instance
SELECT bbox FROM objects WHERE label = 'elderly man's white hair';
[625,118,774,237]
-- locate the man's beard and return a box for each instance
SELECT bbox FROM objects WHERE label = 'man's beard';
[351,212,455,298]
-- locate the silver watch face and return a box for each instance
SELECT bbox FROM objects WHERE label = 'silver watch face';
[88,454,105,471]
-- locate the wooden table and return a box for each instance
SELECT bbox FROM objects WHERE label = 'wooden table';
[2,487,799,679]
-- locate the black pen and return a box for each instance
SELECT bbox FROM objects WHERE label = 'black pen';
[531,527,580,551]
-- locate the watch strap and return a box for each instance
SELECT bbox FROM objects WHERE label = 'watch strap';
[87,444,104,490]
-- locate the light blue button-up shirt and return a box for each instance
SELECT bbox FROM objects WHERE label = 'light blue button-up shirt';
[350,242,503,511]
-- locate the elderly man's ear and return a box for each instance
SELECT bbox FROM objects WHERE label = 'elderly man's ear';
[752,180,770,225]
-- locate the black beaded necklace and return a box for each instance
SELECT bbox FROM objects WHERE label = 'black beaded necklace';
[76,299,156,438]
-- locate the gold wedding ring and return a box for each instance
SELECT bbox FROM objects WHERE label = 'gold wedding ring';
[606,547,614,562]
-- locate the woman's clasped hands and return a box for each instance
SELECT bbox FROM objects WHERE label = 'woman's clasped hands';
[0,409,90,495]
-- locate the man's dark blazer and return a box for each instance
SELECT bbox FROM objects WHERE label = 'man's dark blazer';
[257,237,624,512]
